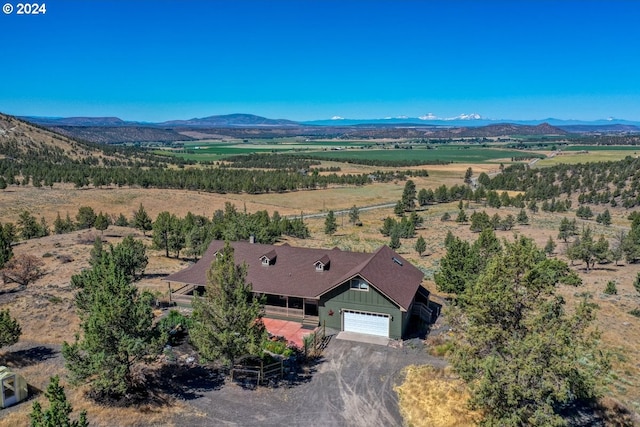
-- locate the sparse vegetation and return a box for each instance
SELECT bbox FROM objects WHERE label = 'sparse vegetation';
[604,280,618,295]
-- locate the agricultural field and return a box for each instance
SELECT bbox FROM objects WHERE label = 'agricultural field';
[536,145,640,166]
[156,139,545,164]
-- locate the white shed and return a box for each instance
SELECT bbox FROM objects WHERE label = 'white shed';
[0,366,28,408]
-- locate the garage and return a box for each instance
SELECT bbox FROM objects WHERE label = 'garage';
[343,310,390,337]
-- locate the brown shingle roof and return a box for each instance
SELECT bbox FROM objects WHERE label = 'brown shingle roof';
[164,241,423,311]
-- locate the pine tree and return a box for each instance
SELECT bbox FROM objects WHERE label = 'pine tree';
[75,206,96,230]
[455,209,468,223]
[94,211,109,235]
[389,229,401,250]
[133,204,153,236]
[18,210,42,240]
[348,205,360,225]
[516,209,529,225]
[190,242,266,367]
[0,222,16,268]
[109,236,148,281]
[434,236,473,294]
[324,210,337,235]
[62,255,160,399]
[153,211,176,257]
[464,167,473,184]
[0,309,21,349]
[400,180,417,211]
[89,237,104,267]
[30,376,88,427]
[544,236,556,256]
[414,235,427,257]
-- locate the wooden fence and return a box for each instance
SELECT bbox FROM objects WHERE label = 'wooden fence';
[303,322,328,358]
[230,359,283,386]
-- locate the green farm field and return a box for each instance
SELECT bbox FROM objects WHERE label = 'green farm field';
[536,145,640,166]
[302,146,539,163]
[160,142,541,164]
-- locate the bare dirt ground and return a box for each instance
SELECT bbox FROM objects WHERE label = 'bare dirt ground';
[168,338,443,427]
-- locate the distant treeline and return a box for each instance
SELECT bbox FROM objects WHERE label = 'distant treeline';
[482,156,640,208]
[221,153,325,171]
[294,155,451,167]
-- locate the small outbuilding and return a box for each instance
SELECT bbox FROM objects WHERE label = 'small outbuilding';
[0,366,28,409]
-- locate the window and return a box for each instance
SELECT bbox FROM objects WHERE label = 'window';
[349,278,369,291]
[315,262,324,271]
[2,377,15,399]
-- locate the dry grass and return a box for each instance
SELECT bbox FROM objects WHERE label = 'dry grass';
[1,162,640,422]
[394,365,481,427]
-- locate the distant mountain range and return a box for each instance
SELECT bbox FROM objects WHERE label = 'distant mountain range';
[22,113,640,130]
[15,113,640,144]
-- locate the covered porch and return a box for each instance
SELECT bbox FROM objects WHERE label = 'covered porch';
[262,294,319,326]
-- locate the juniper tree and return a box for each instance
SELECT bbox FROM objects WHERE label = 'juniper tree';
[75,206,96,229]
[62,254,160,399]
[153,211,176,257]
[348,205,360,225]
[109,236,148,281]
[94,211,109,236]
[414,235,427,257]
[544,236,556,256]
[324,210,337,235]
[30,376,88,427]
[190,242,266,367]
[516,208,529,225]
[133,204,153,236]
[0,309,21,349]
[389,229,401,250]
[0,222,16,268]
[449,236,607,426]
[400,180,416,211]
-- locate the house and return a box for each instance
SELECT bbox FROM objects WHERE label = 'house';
[164,240,431,340]
[0,366,28,409]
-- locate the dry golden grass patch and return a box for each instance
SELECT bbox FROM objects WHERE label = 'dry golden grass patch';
[395,365,480,427]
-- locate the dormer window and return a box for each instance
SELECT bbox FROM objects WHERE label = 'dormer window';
[314,255,330,271]
[259,250,277,266]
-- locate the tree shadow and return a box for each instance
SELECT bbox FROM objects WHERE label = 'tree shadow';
[142,273,169,280]
[152,363,225,401]
[560,398,638,427]
[2,346,59,368]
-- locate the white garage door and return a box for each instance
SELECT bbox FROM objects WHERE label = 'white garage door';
[343,310,389,337]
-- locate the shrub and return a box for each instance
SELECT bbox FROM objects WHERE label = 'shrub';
[629,308,640,318]
[158,310,192,345]
[604,280,618,295]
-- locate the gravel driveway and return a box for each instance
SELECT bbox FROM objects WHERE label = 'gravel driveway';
[172,337,445,427]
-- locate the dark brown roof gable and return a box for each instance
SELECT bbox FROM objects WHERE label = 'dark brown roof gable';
[164,241,423,310]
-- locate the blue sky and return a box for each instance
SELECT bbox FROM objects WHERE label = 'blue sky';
[1,0,639,121]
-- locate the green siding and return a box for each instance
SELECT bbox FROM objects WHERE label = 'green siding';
[319,279,406,339]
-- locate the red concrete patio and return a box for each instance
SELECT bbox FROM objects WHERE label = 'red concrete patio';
[262,318,313,349]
